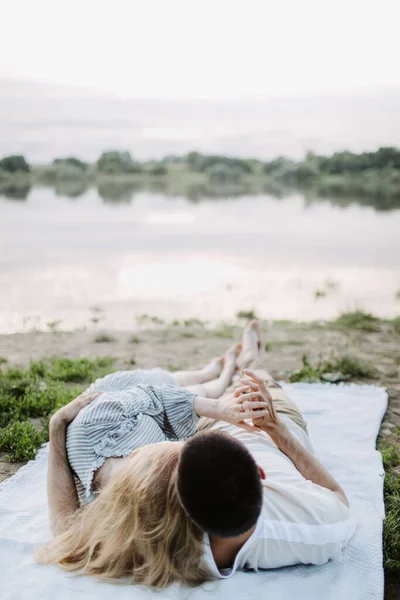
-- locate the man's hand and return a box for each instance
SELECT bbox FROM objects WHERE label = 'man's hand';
[50,391,102,430]
[237,369,285,433]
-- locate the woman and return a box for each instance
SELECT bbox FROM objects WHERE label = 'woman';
[36,323,268,587]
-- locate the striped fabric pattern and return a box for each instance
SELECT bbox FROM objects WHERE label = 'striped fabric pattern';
[65,369,198,504]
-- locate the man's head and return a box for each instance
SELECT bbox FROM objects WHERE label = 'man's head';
[177,431,264,538]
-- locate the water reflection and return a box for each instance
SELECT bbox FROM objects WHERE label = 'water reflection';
[0,182,31,200]
[1,177,400,211]
[1,186,399,333]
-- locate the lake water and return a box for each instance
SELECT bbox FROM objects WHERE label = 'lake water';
[1,187,399,333]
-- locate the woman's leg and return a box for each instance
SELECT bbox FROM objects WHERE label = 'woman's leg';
[171,356,224,387]
[183,344,241,399]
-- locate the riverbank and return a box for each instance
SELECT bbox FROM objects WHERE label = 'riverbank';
[0,317,399,593]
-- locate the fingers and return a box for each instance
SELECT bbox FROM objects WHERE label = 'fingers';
[77,392,102,406]
[239,377,259,391]
[242,401,269,410]
[243,369,263,384]
[236,421,261,433]
[241,408,269,420]
[237,391,262,403]
[234,385,251,397]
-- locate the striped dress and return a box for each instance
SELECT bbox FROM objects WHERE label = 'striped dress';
[66,368,198,504]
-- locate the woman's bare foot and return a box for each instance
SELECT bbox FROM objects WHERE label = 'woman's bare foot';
[223,343,242,378]
[205,355,225,380]
[236,320,264,370]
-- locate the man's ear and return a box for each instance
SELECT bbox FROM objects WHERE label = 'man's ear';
[258,465,266,480]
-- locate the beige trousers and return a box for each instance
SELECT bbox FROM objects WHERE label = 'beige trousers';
[197,362,308,434]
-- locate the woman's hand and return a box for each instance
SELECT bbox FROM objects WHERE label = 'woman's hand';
[50,391,102,430]
[214,389,270,432]
[238,369,283,433]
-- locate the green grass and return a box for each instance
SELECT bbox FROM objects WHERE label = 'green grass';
[0,357,115,461]
[166,363,182,372]
[129,335,141,344]
[94,333,116,343]
[213,323,236,339]
[183,318,205,327]
[287,353,378,383]
[391,317,400,335]
[381,443,400,572]
[334,310,381,332]
[264,339,305,351]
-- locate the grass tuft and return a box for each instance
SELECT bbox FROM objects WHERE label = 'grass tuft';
[214,323,235,339]
[166,363,182,372]
[287,353,378,383]
[391,317,400,335]
[334,310,381,332]
[94,333,116,343]
[264,339,305,351]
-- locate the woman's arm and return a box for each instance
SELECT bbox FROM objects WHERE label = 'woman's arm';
[47,392,101,535]
[47,417,79,535]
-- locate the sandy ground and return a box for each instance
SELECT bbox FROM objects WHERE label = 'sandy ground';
[1,320,399,482]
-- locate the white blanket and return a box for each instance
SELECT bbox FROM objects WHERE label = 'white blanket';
[0,383,388,600]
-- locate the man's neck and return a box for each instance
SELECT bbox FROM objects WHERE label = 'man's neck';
[209,524,257,570]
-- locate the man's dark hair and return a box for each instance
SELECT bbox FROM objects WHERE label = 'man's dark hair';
[176,431,263,538]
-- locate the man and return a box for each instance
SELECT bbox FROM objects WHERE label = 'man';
[177,367,356,577]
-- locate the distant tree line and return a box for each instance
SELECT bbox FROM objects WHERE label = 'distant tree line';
[1,146,400,176]
[1,147,400,203]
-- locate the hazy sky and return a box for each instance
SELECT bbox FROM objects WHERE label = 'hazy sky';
[1,0,399,98]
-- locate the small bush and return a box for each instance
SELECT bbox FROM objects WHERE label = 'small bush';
[53,157,87,171]
[236,310,259,321]
[149,163,168,176]
[334,310,381,332]
[0,421,46,462]
[0,155,30,173]
[129,336,141,344]
[96,151,141,174]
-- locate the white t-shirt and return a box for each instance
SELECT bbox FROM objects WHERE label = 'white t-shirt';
[203,417,356,578]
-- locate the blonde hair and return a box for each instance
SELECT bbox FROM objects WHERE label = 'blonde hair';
[36,444,212,588]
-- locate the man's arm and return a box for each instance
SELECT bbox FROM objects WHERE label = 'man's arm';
[239,370,349,506]
[264,420,348,506]
[47,392,101,535]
